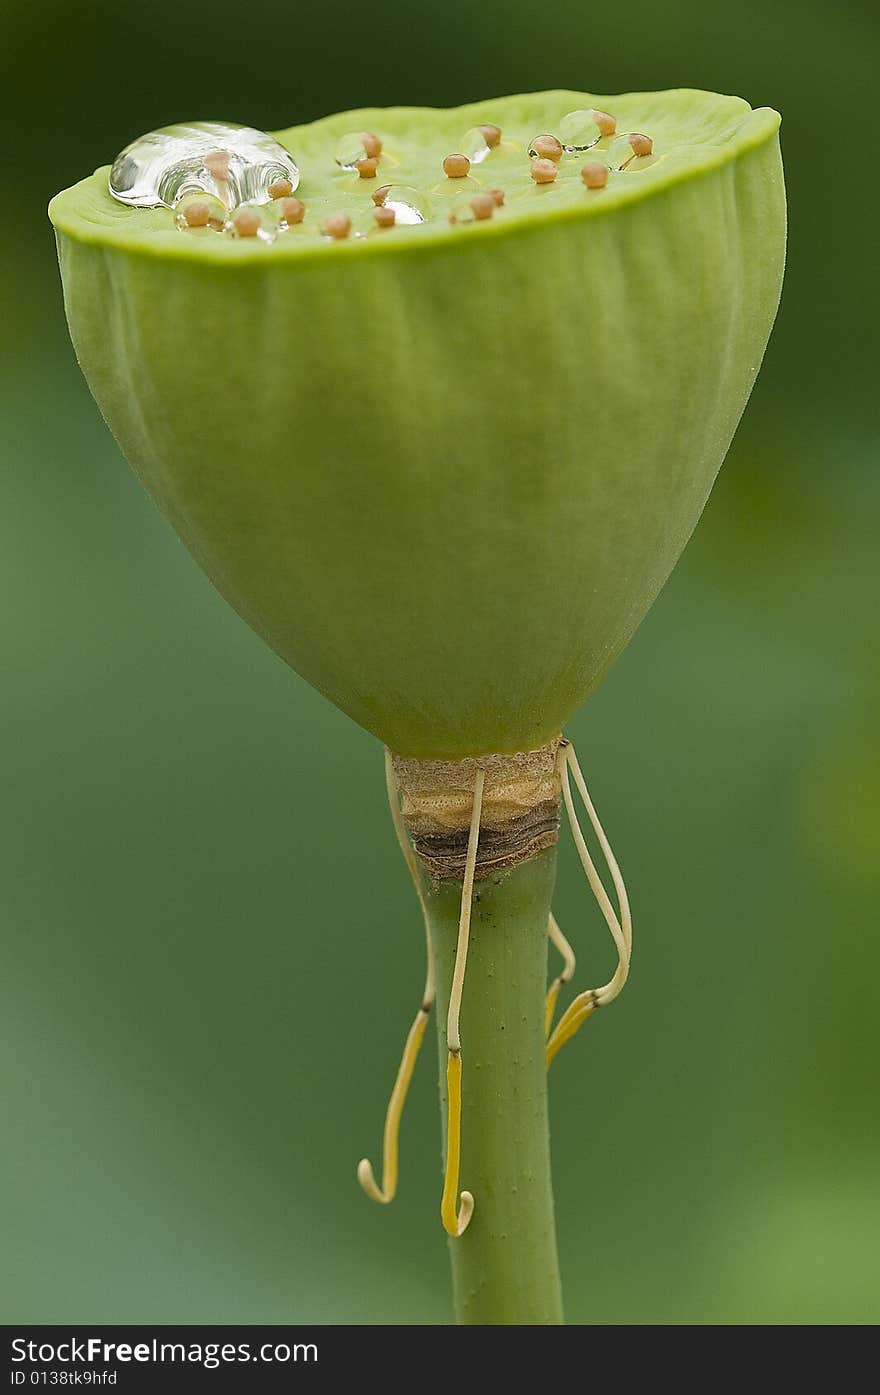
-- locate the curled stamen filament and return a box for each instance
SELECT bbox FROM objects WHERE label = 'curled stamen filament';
[357,752,436,1204]
[546,740,633,1066]
[440,767,484,1237]
[545,912,576,1038]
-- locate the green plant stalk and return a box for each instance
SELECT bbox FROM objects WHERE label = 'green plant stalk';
[422,847,563,1325]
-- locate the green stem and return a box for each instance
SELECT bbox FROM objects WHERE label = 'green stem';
[421,847,564,1325]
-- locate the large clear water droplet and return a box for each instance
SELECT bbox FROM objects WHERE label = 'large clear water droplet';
[375,185,430,225]
[335,132,370,169]
[558,110,602,153]
[109,122,299,211]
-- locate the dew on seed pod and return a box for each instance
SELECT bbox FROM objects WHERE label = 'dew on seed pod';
[606,132,655,170]
[443,153,471,179]
[268,176,293,199]
[558,108,617,153]
[530,157,558,184]
[231,206,274,242]
[478,123,502,148]
[580,161,609,190]
[109,122,299,211]
[174,191,227,232]
[460,127,495,165]
[335,132,382,170]
[374,184,430,225]
[528,133,563,162]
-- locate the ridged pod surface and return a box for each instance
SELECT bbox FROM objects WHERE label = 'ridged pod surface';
[49,90,785,758]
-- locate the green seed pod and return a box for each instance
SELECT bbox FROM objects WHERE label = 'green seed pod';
[48,89,785,759]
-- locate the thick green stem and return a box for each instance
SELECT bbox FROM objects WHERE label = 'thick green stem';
[422,847,564,1325]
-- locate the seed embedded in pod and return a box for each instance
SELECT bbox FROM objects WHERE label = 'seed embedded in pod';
[323,212,351,239]
[530,157,558,184]
[268,176,293,199]
[356,157,379,179]
[448,192,496,225]
[628,132,653,158]
[374,205,396,228]
[443,154,471,179]
[528,134,563,162]
[487,187,505,206]
[478,123,502,148]
[372,184,392,206]
[581,161,609,190]
[279,197,305,226]
[361,131,383,159]
[108,122,299,211]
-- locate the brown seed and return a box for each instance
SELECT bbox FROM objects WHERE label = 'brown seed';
[372,184,392,206]
[530,134,563,162]
[356,157,379,179]
[374,205,396,228]
[581,162,608,190]
[629,132,653,158]
[280,197,305,224]
[591,109,617,137]
[443,153,470,179]
[477,123,502,148]
[469,193,495,221]
[204,150,230,179]
[181,201,211,227]
[323,213,351,239]
[232,209,261,238]
[268,177,293,200]
[360,131,383,159]
[530,157,558,184]
[486,187,505,207]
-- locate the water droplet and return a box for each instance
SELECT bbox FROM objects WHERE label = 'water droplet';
[109,122,299,211]
[460,127,492,165]
[335,133,369,169]
[174,192,227,232]
[374,185,430,225]
[559,108,617,151]
[605,133,655,170]
[230,206,275,242]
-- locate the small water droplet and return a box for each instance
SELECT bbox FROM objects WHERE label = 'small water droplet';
[109,122,299,211]
[375,185,430,225]
[335,132,369,169]
[174,192,227,232]
[230,205,275,242]
[605,133,656,171]
[559,108,617,152]
[460,127,492,165]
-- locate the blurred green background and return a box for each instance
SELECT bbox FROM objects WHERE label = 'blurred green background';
[2,0,878,1326]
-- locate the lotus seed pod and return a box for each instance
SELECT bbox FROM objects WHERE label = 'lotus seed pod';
[49,89,785,759]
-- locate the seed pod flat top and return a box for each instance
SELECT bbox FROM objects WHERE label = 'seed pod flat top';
[49,89,785,758]
[51,90,779,260]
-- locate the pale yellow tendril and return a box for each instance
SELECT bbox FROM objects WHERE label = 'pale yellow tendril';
[357,751,436,1204]
[546,740,632,1066]
[440,767,484,1237]
[545,913,576,1038]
